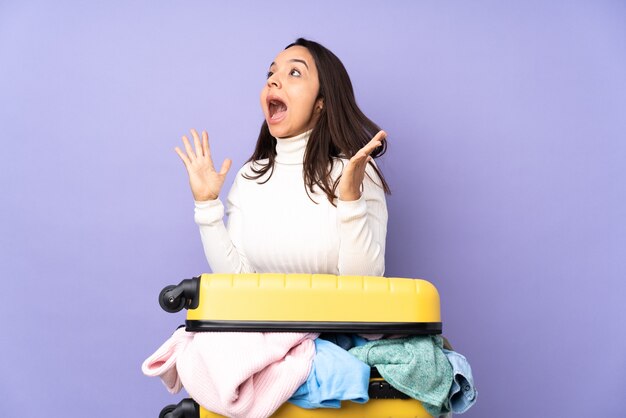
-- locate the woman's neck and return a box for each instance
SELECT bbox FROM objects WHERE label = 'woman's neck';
[274,130,312,165]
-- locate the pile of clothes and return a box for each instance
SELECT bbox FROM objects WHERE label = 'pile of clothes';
[142,329,476,418]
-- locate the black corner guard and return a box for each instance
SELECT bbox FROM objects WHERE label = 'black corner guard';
[158,276,201,313]
[159,398,199,418]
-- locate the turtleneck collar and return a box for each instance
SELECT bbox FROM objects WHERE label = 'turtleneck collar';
[274,130,311,165]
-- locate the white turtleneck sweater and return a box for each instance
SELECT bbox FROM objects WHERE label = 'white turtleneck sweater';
[193,130,387,276]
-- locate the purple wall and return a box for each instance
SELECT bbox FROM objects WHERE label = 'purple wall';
[1,1,625,416]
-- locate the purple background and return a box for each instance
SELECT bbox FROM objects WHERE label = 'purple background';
[1,1,625,416]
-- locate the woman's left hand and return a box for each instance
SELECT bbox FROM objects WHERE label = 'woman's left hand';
[338,130,386,201]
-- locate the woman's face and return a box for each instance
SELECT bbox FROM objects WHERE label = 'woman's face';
[260,45,322,138]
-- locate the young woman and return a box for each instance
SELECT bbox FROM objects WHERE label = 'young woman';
[175,38,390,276]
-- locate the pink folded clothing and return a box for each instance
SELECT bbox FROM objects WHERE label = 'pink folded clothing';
[179,332,318,418]
[142,330,318,418]
[141,327,193,393]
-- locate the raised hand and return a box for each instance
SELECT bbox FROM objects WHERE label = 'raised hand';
[175,129,232,201]
[338,130,386,201]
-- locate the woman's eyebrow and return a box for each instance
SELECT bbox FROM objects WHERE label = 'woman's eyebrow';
[268,59,309,70]
[288,59,309,69]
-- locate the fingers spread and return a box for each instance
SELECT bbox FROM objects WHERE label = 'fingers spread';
[372,130,387,143]
[202,131,210,157]
[368,130,386,148]
[174,147,190,166]
[219,158,232,175]
[182,136,195,160]
[191,129,203,157]
[358,131,386,157]
[363,140,382,155]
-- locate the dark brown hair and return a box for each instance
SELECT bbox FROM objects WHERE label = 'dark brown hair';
[245,38,390,204]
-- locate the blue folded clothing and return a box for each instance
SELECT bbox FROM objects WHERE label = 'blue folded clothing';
[289,338,370,409]
[442,349,477,414]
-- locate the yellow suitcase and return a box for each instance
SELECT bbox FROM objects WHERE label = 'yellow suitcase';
[157,273,442,418]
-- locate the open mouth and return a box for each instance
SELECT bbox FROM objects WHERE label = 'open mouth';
[268,98,288,121]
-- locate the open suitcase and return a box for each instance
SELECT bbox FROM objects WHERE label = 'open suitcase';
[156,273,443,418]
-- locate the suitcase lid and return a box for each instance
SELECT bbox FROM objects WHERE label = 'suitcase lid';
[172,274,441,334]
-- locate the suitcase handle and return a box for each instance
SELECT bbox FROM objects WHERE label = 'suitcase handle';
[368,379,410,399]
[159,277,201,313]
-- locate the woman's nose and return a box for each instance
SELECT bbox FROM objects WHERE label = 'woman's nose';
[267,73,281,88]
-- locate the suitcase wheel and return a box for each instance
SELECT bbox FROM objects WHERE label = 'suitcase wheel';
[159,285,187,313]
[158,277,201,313]
[159,399,198,418]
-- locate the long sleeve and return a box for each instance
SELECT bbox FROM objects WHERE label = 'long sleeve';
[194,173,255,273]
[336,163,388,276]
[193,131,388,276]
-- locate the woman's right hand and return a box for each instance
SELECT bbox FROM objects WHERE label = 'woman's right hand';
[175,129,232,201]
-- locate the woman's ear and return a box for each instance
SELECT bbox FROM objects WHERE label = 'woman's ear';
[315,98,324,113]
